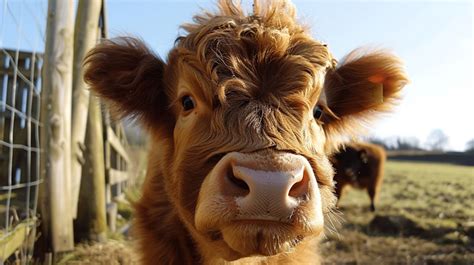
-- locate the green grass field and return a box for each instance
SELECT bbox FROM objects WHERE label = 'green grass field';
[322,160,474,265]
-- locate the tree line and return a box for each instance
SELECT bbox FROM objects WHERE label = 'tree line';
[368,129,474,153]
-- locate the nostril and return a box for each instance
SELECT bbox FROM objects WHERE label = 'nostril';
[288,171,310,199]
[207,153,226,165]
[227,166,250,192]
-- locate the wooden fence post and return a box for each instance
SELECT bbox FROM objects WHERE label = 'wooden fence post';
[38,0,75,253]
[70,0,102,219]
[74,95,107,241]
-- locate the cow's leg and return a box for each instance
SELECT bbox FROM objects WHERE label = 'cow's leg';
[335,183,345,208]
[368,186,376,212]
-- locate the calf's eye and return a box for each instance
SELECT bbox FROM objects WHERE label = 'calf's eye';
[313,105,323,120]
[182,95,195,111]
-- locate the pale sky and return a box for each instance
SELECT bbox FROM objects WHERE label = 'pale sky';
[1,0,472,151]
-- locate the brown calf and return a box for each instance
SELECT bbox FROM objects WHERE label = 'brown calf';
[331,142,386,212]
[84,0,407,264]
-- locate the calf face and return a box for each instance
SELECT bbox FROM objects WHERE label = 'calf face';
[84,0,407,263]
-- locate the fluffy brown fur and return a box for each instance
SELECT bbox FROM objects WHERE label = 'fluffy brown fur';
[84,0,407,264]
[331,142,386,212]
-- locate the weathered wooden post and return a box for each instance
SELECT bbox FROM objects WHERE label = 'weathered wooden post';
[75,95,107,242]
[70,0,102,219]
[74,0,108,242]
[38,0,75,253]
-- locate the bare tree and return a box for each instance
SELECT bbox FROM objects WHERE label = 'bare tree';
[368,137,391,150]
[368,136,422,151]
[426,129,449,151]
[465,139,474,153]
[396,137,421,150]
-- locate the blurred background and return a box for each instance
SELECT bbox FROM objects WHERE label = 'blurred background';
[0,0,472,264]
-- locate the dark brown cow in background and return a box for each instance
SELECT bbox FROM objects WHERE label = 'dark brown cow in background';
[331,142,386,212]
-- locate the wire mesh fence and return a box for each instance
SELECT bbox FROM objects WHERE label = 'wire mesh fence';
[0,0,47,262]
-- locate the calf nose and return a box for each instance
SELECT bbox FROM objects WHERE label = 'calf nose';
[220,152,311,221]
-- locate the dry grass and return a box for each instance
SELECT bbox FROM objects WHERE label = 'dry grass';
[56,241,139,265]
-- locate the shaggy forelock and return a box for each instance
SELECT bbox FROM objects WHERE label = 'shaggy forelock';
[168,0,335,108]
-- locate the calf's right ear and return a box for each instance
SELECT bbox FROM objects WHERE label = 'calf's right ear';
[320,49,408,151]
[84,37,167,123]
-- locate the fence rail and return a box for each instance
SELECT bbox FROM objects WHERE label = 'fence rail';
[104,121,130,232]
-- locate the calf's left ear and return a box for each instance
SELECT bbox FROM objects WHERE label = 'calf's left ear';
[321,49,408,149]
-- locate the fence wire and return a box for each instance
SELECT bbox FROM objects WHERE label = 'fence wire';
[0,0,46,263]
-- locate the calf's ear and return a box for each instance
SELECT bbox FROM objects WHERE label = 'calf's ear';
[321,49,408,149]
[84,37,167,124]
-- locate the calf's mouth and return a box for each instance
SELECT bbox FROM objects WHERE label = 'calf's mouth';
[194,150,324,257]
